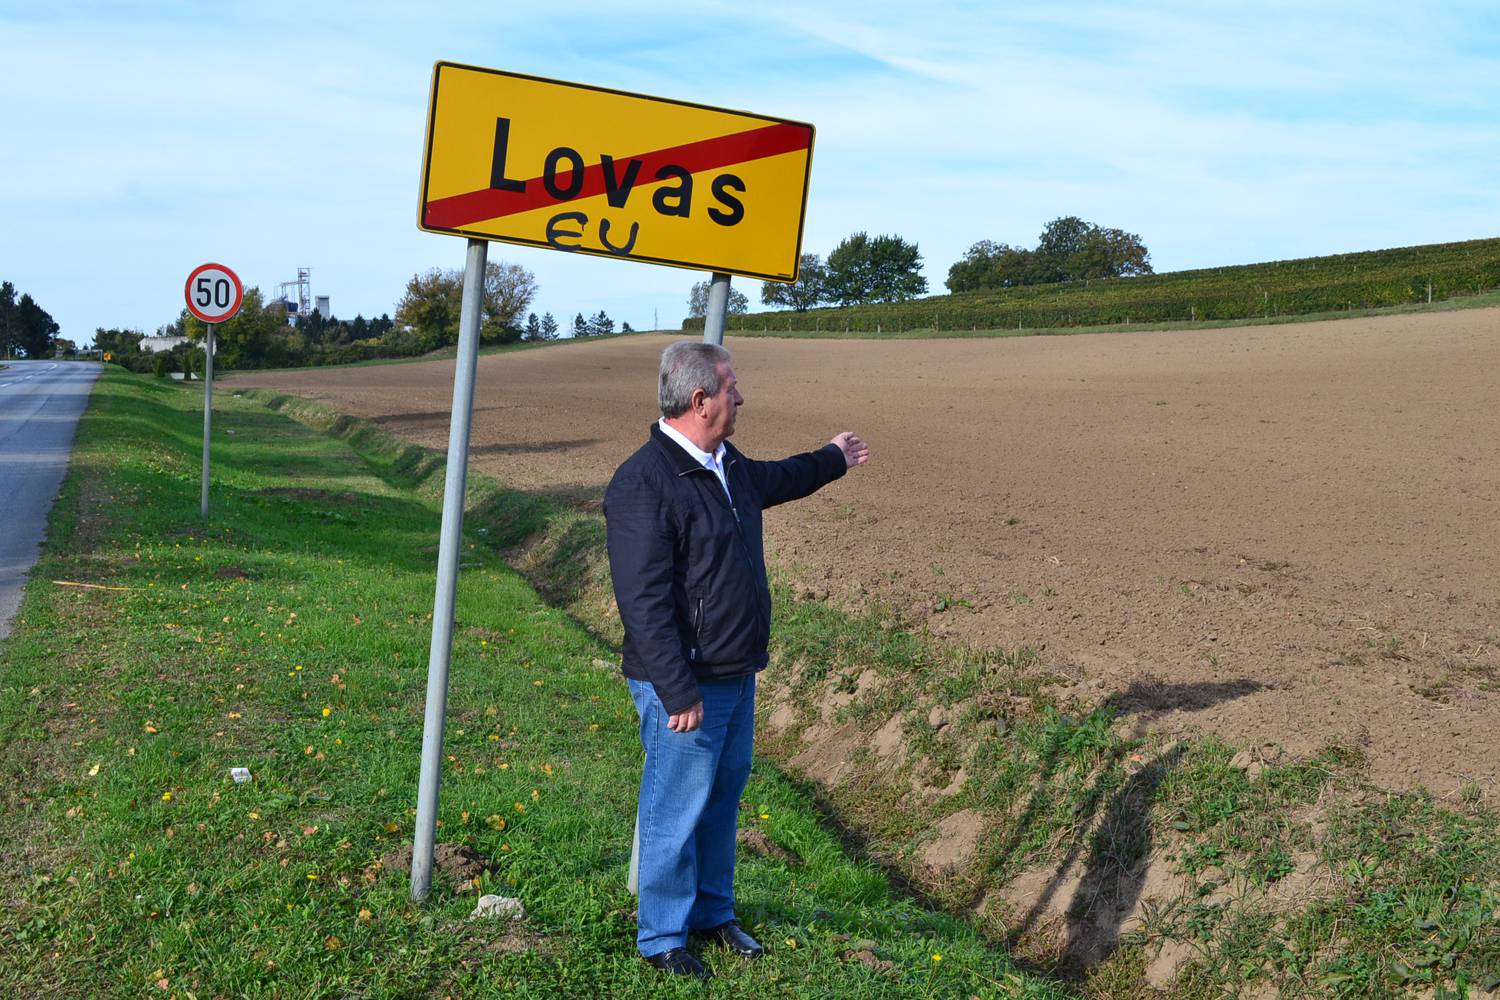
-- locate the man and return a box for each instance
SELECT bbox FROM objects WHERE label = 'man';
[604,341,869,979]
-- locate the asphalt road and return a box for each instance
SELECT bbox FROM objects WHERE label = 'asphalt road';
[0,360,103,638]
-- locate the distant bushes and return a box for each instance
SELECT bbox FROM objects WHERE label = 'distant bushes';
[688,237,1500,334]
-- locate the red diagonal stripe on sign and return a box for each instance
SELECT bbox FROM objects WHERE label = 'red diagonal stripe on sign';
[423,121,811,230]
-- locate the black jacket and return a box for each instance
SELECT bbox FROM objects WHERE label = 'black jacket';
[604,423,847,714]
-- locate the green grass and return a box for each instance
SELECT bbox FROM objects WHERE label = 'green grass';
[0,371,1066,999]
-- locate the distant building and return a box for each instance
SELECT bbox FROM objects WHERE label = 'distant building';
[139,336,188,353]
[139,336,213,355]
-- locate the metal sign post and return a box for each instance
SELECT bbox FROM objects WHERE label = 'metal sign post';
[411,237,488,902]
[183,262,243,520]
[702,272,731,346]
[200,323,215,518]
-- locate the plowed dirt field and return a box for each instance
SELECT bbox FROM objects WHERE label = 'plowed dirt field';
[233,308,1500,795]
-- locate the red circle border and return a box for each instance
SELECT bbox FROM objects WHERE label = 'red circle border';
[184,262,245,324]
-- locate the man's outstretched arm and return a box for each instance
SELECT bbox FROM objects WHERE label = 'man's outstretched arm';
[745,432,871,509]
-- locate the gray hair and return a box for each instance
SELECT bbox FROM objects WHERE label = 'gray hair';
[659,341,731,417]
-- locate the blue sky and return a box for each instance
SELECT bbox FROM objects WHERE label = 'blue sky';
[4,1,1498,342]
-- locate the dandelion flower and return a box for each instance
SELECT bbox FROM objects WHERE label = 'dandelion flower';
[161,792,172,801]
[785,937,798,950]
[931,953,942,962]
[321,707,331,717]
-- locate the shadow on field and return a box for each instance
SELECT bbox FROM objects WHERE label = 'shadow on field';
[470,438,602,457]
[1104,677,1266,721]
[1001,679,1261,976]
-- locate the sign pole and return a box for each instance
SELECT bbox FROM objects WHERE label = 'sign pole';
[702,271,731,345]
[200,322,215,519]
[411,237,489,902]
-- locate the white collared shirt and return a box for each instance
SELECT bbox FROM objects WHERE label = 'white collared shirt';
[658,418,732,502]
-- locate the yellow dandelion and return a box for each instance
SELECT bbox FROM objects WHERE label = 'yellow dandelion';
[514,802,526,813]
[499,762,510,770]
[785,937,798,950]
[161,792,172,801]
[589,723,600,731]
[487,815,506,831]
[321,707,331,717]
[759,813,770,820]
[306,873,318,880]
[931,953,942,962]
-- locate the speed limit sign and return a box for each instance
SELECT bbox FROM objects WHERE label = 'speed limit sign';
[184,263,244,323]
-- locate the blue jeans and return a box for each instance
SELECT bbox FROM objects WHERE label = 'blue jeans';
[628,674,756,957]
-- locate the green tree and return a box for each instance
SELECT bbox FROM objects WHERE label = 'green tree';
[950,218,1152,291]
[540,313,559,340]
[524,313,543,341]
[589,310,614,336]
[761,253,829,311]
[573,312,588,338]
[185,288,289,369]
[397,262,538,349]
[480,262,538,343]
[945,241,1042,292]
[825,233,928,305]
[1,282,18,358]
[687,281,750,318]
[14,293,60,358]
[93,327,147,360]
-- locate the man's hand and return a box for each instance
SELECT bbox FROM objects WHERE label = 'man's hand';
[831,432,870,469]
[668,701,704,732]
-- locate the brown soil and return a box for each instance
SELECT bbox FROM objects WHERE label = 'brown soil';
[379,843,494,888]
[233,308,1500,796]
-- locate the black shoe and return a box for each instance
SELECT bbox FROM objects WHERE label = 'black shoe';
[643,947,711,980]
[698,920,764,959]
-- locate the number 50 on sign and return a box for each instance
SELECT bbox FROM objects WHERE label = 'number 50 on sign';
[417,63,815,282]
[184,263,244,324]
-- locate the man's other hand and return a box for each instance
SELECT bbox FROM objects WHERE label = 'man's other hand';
[668,701,704,732]
[831,432,870,469]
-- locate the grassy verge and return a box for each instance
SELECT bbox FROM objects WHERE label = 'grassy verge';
[0,370,1062,999]
[240,389,1500,997]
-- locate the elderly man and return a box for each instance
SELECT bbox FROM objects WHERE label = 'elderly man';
[604,341,869,979]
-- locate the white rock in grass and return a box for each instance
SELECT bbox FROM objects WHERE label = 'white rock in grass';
[469,894,525,921]
[230,767,253,783]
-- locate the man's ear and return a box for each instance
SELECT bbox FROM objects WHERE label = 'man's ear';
[691,388,708,415]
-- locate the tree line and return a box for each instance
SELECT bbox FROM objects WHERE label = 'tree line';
[87,260,634,373]
[1,282,66,359]
[708,216,1151,319]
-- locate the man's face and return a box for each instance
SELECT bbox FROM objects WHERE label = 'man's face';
[700,362,743,443]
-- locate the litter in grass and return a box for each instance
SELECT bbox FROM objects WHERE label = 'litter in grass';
[469,894,525,921]
[230,767,252,783]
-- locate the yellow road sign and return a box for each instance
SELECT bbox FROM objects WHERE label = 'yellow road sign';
[418,62,815,282]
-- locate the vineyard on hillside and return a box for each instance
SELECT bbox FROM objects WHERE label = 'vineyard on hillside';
[686,236,1500,334]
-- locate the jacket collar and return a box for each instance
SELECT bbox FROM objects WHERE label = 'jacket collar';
[649,422,740,478]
